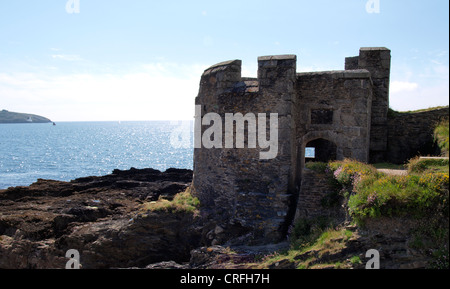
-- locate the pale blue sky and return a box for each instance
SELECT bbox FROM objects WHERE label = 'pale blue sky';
[0,0,448,121]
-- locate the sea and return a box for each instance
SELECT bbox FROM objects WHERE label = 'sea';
[0,121,194,189]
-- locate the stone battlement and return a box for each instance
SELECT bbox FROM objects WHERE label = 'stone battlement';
[193,47,391,245]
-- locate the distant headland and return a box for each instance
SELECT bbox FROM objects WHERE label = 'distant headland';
[0,109,52,124]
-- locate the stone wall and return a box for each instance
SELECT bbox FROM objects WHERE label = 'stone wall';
[295,70,373,172]
[192,48,394,246]
[386,107,449,164]
[193,56,298,245]
[346,47,391,163]
[294,169,345,222]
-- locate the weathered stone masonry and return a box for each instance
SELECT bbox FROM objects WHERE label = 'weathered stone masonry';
[193,47,394,245]
[346,47,392,163]
[386,108,449,163]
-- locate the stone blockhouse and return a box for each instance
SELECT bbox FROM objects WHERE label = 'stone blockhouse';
[193,47,392,245]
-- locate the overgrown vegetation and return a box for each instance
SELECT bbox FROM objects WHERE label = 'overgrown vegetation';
[349,170,448,220]
[141,188,200,214]
[248,110,449,269]
[306,159,448,222]
[434,118,449,156]
[253,222,357,269]
[289,216,337,251]
[303,159,449,268]
[406,156,449,174]
[238,158,449,269]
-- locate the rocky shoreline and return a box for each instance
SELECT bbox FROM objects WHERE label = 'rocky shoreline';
[1,167,443,269]
[0,167,290,269]
[0,167,202,269]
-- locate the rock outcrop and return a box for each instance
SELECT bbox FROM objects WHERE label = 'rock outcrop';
[0,168,200,269]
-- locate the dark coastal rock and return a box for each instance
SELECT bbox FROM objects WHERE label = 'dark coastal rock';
[57,210,200,269]
[0,168,199,269]
[189,246,256,269]
[145,261,189,269]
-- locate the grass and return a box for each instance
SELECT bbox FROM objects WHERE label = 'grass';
[327,158,448,269]
[349,171,449,220]
[324,159,448,221]
[372,162,405,170]
[252,157,449,269]
[349,255,362,265]
[254,224,356,269]
[434,119,449,156]
[289,216,334,251]
[243,157,449,269]
[406,156,449,174]
[389,105,449,115]
[307,159,449,219]
[306,159,449,221]
[141,188,200,214]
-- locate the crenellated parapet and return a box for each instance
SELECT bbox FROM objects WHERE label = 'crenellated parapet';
[193,47,391,246]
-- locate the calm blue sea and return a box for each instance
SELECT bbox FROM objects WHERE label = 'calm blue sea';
[0,121,194,189]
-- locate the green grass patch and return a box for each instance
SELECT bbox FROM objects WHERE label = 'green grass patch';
[290,216,333,250]
[349,255,362,265]
[319,159,449,222]
[257,222,355,269]
[258,158,449,269]
[406,156,449,174]
[390,105,449,115]
[348,172,448,220]
[326,158,449,268]
[434,119,449,156]
[141,189,200,214]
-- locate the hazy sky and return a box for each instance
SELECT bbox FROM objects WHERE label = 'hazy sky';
[0,0,448,121]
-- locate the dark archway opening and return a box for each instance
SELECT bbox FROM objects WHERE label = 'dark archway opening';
[305,138,337,163]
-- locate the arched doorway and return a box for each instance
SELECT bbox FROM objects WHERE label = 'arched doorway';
[305,138,337,163]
